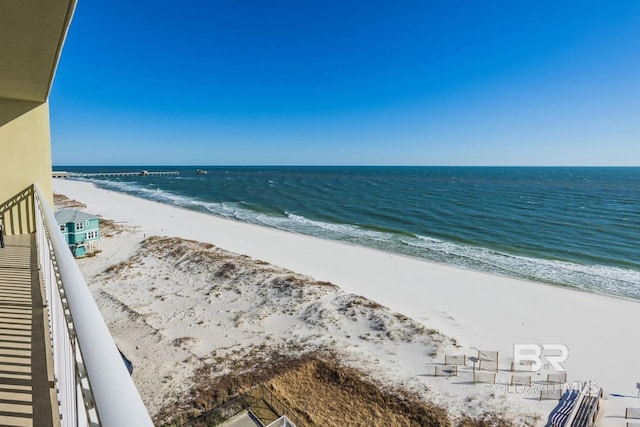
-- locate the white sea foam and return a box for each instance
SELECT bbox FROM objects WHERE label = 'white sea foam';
[83,176,640,300]
[286,213,389,240]
[403,235,640,299]
[253,212,391,243]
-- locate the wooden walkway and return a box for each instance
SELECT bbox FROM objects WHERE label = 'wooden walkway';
[0,234,56,427]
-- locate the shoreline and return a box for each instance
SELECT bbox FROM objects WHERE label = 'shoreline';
[54,178,640,425]
[73,175,640,303]
[67,179,640,303]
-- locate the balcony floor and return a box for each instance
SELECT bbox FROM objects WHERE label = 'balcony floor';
[0,234,55,427]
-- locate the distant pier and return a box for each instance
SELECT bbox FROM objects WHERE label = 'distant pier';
[57,170,180,178]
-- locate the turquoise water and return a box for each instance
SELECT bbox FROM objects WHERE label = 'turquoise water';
[58,166,640,300]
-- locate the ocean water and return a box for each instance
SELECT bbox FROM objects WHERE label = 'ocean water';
[58,166,640,301]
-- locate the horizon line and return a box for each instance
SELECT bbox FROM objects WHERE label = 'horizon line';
[52,164,640,168]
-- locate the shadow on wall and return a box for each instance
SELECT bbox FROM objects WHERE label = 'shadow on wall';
[0,99,42,127]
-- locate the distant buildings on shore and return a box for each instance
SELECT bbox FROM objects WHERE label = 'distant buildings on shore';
[55,209,100,257]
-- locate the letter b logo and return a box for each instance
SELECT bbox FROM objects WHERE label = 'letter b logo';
[514,344,568,372]
[514,344,543,371]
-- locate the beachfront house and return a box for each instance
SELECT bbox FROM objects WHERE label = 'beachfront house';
[55,209,100,257]
[0,1,152,425]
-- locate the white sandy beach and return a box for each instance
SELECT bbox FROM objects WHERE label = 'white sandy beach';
[54,179,640,426]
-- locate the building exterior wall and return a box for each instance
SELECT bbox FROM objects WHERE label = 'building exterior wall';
[0,102,53,234]
[59,223,69,243]
[68,220,91,243]
[59,217,100,257]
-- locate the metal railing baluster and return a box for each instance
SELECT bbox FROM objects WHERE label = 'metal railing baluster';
[32,184,152,426]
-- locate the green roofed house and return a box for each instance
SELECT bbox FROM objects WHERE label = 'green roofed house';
[55,209,100,257]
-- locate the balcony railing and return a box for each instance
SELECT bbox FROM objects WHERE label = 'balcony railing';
[3,184,153,426]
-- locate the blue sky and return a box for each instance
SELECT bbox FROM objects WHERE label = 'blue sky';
[50,1,640,166]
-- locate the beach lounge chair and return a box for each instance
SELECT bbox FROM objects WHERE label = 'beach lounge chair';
[477,350,498,361]
[626,408,640,419]
[546,389,579,427]
[510,375,531,386]
[477,350,498,372]
[511,359,534,372]
[472,371,496,384]
[547,372,568,384]
[434,365,458,377]
[479,359,499,372]
[539,389,562,401]
[444,354,466,366]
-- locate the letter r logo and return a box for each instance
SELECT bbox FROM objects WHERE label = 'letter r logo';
[513,344,568,372]
[543,344,568,372]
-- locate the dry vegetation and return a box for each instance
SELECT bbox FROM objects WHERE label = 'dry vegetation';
[156,351,451,427]
[98,218,124,237]
[54,193,87,209]
[90,235,515,427]
[268,357,450,427]
[54,192,123,236]
[456,416,518,427]
[156,349,514,427]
